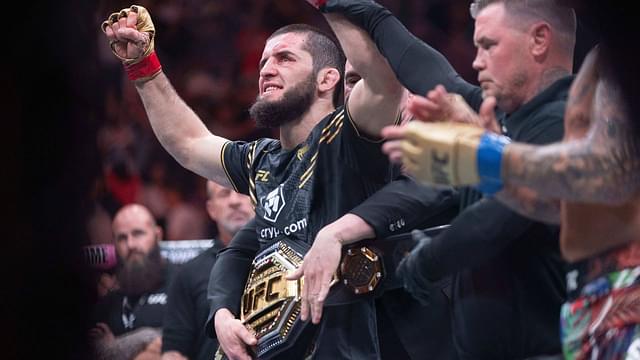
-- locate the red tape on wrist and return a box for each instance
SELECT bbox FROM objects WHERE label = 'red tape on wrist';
[124,51,162,81]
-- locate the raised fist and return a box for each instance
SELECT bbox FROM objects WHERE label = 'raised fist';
[101,5,156,64]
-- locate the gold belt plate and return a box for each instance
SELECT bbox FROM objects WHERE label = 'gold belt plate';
[240,241,305,355]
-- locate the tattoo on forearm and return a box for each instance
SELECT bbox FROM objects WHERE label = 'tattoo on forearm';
[504,79,640,204]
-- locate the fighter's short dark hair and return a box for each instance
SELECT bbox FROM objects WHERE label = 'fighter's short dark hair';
[269,24,346,107]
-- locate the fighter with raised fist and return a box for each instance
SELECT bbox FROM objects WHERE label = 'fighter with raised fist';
[100,4,415,360]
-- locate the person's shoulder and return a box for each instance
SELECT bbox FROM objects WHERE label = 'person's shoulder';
[308,106,349,138]
[250,137,281,156]
[533,99,566,125]
[165,262,184,283]
[226,138,281,155]
[184,245,218,268]
[172,245,217,278]
[319,106,348,126]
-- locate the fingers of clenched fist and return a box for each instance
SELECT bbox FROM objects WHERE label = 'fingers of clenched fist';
[101,5,155,63]
[101,6,140,35]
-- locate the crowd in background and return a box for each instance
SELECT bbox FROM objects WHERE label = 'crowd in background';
[85,0,478,244]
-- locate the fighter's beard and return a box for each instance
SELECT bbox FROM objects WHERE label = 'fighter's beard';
[250,74,316,128]
[116,245,166,297]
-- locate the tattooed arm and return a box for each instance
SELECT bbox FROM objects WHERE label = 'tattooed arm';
[500,78,640,207]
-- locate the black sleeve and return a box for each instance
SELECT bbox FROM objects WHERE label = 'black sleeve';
[205,219,259,339]
[416,198,536,281]
[322,0,483,109]
[162,265,196,356]
[349,175,459,239]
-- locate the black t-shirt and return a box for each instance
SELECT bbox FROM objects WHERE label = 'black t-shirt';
[93,264,174,336]
[218,106,400,359]
[429,77,571,359]
[222,106,390,249]
[162,242,221,360]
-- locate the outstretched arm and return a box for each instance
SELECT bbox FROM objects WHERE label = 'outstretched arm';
[134,74,231,187]
[502,80,640,204]
[287,175,457,324]
[320,11,405,137]
[102,6,232,188]
[314,0,481,107]
[499,49,639,207]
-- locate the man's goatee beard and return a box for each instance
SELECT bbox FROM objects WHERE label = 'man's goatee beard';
[249,74,316,128]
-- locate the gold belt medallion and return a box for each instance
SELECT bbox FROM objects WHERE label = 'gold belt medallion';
[241,241,306,358]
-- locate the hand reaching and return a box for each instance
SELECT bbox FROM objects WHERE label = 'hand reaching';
[407,85,501,134]
[286,228,341,324]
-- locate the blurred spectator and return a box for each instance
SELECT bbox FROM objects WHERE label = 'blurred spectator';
[162,181,254,360]
[137,156,174,232]
[164,177,209,241]
[102,147,141,208]
[91,204,175,360]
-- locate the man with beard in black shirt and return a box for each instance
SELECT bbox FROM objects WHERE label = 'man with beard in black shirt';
[206,60,459,360]
[91,204,173,359]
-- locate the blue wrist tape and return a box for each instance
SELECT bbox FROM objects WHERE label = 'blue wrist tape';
[476,133,510,193]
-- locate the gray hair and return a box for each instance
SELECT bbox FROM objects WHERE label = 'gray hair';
[470,0,576,55]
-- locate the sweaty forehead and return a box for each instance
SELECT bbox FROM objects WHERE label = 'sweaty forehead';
[262,33,310,58]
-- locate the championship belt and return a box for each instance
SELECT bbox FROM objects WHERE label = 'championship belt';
[216,225,450,359]
[215,240,311,360]
[240,240,309,359]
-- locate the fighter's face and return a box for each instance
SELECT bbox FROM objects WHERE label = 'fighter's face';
[250,32,318,128]
[472,3,530,113]
[258,33,316,102]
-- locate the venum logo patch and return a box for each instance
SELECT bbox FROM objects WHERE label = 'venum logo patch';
[261,184,286,223]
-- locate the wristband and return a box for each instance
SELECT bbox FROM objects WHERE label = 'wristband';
[124,51,162,81]
[476,133,510,193]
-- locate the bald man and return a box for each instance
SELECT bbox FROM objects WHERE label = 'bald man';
[91,204,174,360]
